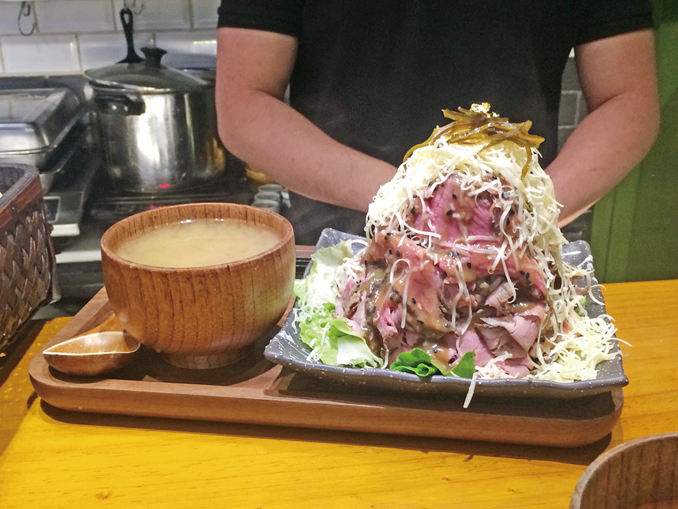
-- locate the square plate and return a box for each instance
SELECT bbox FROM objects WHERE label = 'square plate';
[264,229,629,399]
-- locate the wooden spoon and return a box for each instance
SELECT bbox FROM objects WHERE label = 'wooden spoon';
[43,314,140,377]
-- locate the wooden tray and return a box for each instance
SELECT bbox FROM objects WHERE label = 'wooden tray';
[29,288,623,448]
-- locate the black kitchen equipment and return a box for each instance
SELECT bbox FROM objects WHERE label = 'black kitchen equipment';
[0,88,86,192]
[84,47,227,194]
[118,7,143,64]
[42,139,101,238]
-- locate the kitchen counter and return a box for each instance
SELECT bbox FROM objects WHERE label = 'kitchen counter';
[1,280,677,509]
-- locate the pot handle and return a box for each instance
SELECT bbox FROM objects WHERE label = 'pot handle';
[93,94,145,116]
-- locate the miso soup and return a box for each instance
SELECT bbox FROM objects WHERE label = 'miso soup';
[115,219,282,268]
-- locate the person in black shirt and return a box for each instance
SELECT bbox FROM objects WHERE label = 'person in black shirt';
[215,1,659,244]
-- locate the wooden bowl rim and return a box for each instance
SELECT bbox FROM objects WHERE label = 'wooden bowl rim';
[570,432,678,508]
[100,202,295,273]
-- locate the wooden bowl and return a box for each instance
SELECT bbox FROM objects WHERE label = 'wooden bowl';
[100,203,295,369]
[570,433,678,509]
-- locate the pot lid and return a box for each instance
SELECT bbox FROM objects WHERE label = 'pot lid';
[84,47,209,92]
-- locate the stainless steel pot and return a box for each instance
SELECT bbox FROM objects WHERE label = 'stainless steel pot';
[84,47,226,193]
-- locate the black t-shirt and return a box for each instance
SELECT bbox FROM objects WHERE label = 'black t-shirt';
[218,0,653,243]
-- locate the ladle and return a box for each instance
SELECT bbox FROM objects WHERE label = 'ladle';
[43,314,141,376]
[118,7,143,64]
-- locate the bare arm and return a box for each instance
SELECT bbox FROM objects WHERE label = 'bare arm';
[215,28,396,211]
[546,29,660,226]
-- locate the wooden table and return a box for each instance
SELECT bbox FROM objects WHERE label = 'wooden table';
[1,280,676,509]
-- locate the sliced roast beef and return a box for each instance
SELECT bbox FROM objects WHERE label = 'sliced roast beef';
[480,315,539,352]
[475,324,524,357]
[376,304,401,339]
[411,175,495,247]
[485,280,514,311]
[494,356,534,378]
[338,167,554,378]
[479,301,546,351]
[457,327,495,367]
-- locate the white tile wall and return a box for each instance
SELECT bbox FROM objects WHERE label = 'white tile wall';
[78,32,135,69]
[0,0,220,75]
[36,1,116,34]
[0,4,23,35]
[191,0,220,29]
[154,30,217,68]
[1,34,80,74]
[112,0,191,30]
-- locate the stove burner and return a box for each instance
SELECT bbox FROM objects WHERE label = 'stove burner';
[87,157,252,226]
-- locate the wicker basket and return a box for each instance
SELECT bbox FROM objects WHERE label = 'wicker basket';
[0,163,59,352]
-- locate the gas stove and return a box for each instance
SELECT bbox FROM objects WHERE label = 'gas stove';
[50,155,256,301]
[86,156,251,228]
[43,139,101,238]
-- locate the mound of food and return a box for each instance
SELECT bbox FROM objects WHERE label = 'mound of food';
[293,104,618,382]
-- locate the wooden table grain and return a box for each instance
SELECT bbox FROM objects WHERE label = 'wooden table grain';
[1,280,677,509]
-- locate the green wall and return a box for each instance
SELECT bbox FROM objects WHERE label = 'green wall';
[590,1,678,283]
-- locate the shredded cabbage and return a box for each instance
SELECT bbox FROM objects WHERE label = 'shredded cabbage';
[363,104,618,382]
[294,244,384,368]
[295,104,619,383]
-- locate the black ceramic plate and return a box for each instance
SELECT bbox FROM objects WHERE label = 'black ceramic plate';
[264,229,629,399]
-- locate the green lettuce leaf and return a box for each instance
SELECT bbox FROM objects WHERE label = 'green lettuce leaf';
[298,302,335,353]
[451,351,476,378]
[326,317,382,368]
[390,348,476,378]
[294,242,383,369]
[390,348,440,377]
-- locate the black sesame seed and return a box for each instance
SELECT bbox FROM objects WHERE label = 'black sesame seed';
[446,209,452,216]
[452,193,457,199]
[432,346,439,354]
[540,338,545,343]
[411,207,416,215]
[520,270,525,275]
[526,272,530,279]
[506,217,511,225]
[467,262,472,269]
[509,209,515,215]
[396,250,401,257]
[372,306,377,313]
[411,297,416,304]
[417,319,424,324]
[389,249,393,255]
